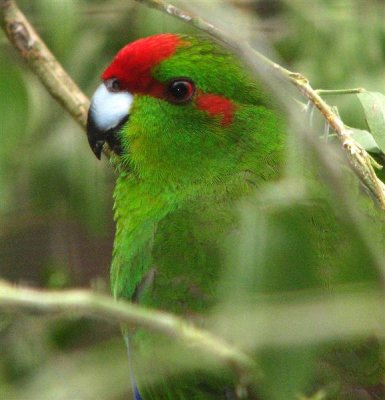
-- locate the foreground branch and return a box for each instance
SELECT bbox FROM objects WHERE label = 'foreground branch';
[0,280,255,381]
[2,279,385,363]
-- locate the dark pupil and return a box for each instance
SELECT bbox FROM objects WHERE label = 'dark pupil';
[171,81,189,99]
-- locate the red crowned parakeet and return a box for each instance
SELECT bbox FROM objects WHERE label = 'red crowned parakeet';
[87,33,283,302]
[86,33,384,399]
[87,33,285,399]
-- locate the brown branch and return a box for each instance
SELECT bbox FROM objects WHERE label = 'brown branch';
[0,0,89,129]
[292,76,385,209]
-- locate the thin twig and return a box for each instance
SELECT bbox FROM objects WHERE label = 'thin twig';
[316,88,365,95]
[0,279,256,379]
[132,0,385,211]
[293,78,385,208]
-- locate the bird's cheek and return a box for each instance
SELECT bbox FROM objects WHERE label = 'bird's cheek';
[87,83,133,159]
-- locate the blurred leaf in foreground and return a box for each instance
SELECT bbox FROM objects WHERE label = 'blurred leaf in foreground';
[357,91,385,153]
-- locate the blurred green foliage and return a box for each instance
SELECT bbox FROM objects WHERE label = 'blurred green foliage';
[1,0,385,399]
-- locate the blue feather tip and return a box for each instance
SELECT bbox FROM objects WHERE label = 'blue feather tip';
[124,335,143,400]
[134,385,143,400]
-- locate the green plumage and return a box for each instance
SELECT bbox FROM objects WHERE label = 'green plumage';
[111,35,283,304]
[95,34,385,399]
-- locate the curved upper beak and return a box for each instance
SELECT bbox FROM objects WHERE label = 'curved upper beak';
[86,83,133,159]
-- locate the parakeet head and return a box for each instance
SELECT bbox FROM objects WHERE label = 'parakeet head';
[87,33,281,191]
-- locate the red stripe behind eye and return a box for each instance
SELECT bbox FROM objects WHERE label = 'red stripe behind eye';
[196,94,236,126]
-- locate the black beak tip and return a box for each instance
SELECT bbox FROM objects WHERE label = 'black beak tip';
[87,109,105,160]
[92,140,105,160]
[86,107,127,160]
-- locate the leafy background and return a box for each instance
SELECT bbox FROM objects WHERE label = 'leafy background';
[1,0,385,399]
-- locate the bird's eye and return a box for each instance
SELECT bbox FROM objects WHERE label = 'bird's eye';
[166,79,195,104]
[106,78,121,92]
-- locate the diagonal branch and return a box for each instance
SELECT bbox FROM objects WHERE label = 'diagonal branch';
[0,0,89,128]
[133,0,385,211]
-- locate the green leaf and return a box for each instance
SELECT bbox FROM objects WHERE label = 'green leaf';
[350,128,382,154]
[327,129,382,154]
[357,91,385,152]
